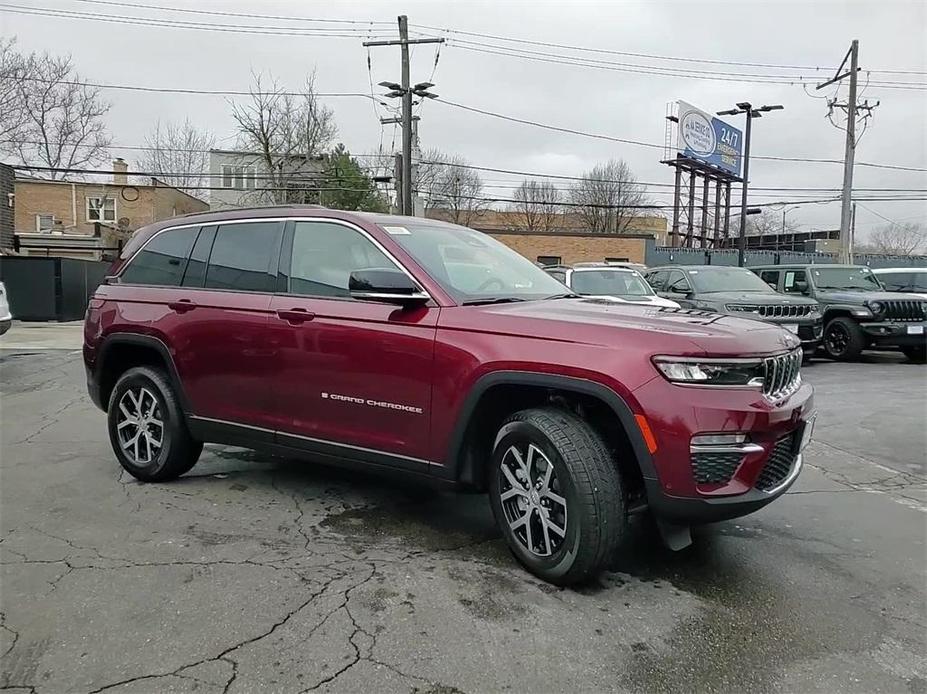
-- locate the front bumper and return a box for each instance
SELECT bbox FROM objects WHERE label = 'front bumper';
[763,317,823,351]
[859,320,926,347]
[633,376,814,524]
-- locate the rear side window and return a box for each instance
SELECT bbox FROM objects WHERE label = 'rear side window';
[120,227,198,286]
[205,222,283,293]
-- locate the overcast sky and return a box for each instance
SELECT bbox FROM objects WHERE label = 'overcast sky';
[3,0,926,239]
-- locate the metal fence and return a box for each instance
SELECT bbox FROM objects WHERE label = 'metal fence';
[0,256,110,321]
[646,247,927,269]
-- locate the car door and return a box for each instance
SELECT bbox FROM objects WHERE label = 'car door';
[165,220,283,432]
[267,219,438,468]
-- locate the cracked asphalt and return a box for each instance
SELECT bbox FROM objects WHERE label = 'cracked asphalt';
[1,347,925,693]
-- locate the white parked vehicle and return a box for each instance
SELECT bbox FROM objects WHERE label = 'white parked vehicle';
[0,281,11,335]
[544,264,681,308]
[872,268,927,300]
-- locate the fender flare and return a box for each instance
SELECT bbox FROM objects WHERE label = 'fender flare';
[97,333,192,413]
[443,370,657,483]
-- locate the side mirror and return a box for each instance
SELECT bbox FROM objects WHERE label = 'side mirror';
[348,268,428,305]
[794,280,809,294]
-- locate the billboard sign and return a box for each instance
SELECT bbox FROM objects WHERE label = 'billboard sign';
[677,101,743,177]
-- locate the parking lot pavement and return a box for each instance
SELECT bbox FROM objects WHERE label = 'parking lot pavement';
[1,350,925,694]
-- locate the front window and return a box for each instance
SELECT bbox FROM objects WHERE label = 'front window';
[570,270,655,297]
[383,222,569,303]
[686,267,774,293]
[87,196,116,222]
[811,266,883,291]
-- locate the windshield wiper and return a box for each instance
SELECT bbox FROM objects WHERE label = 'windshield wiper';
[543,292,582,300]
[461,297,528,306]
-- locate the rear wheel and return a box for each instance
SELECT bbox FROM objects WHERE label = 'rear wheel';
[488,408,626,586]
[823,317,866,361]
[107,366,202,482]
[901,345,926,363]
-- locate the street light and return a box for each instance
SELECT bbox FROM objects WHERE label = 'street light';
[776,204,801,234]
[717,103,784,266]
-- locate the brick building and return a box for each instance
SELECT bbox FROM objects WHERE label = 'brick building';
[14,158,208,259]
[0,163,13,252]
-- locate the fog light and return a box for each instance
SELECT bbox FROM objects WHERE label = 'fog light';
[691,433,747,446]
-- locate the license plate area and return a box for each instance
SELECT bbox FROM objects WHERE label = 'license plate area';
[907,325,924,335]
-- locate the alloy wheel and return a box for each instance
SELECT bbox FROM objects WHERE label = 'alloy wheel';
[116,387,164,466]
[498,443,568,557]
[825,323,849,355]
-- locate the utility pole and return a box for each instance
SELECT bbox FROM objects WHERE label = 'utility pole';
[364,17,443,216]
[817,40,877,264]
[850,201,857,264]
[717,102,784,267]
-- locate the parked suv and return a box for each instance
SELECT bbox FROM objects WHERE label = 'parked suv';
[543,263,680,308]
[872,268,927,300]
[644,265,823,355]
[84,207,815,585]
[751,264,927,362]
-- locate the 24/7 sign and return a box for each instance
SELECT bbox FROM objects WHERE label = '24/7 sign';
[677,101,743,177]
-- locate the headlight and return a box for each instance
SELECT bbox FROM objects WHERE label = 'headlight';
[868,301,883,315]
[652,357,765,386]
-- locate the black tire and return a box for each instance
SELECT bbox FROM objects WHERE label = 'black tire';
[107,366,202,482]
[488,407,626,586]
[901,344,926,363]
[823,317,867,361]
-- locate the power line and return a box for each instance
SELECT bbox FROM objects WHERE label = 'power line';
[412,23,927,76]
[0,4,397,38]
[70,0,394,26]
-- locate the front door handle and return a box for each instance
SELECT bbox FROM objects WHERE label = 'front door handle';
[168,299,196,313]
[276,308,315,324]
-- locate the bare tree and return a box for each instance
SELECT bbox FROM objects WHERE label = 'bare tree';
[745,208,801,236]
[866,223,927,256]
[509,179,562,232]
[569,159,650,233]
[2,46,111,176]
[417,150,486,226]
[230,70,337,204]
[136,119,215,199]
[0,37,28,148]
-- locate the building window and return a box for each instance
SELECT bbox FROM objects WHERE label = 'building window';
[221,165,256,190]
[36,214,55,232]
[605,257,629,263]
[537,255,561,266]
[87,196,116,222]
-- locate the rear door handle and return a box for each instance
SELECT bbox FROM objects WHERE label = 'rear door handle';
[276,308,315,324]
[168,299,196,313]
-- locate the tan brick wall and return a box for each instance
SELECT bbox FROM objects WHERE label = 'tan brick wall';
[15,180,207,236]
[488,232,650,265]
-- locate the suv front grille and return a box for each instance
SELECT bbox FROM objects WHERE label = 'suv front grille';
[881,300,926,322]
[691,451,743,485]
[756,434,798,491]
[763,349,802,401]
[728,304,814,318]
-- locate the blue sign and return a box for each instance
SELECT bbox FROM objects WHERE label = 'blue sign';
[677,101,743,177]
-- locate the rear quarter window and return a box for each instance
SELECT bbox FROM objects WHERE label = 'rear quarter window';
[120,227,199,286]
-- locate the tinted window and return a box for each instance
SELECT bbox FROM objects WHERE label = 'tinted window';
[121,227,198,286]
[878,271,913,292]
[686,267,772,293]
[181,226,216,288]
[286,221,397,298]
[759,270,780,288]
[647,270,668,290]
[666,270,690,292]
[205,222,282,293]
[546,270,567,284]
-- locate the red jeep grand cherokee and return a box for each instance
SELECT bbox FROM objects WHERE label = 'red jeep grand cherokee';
[84,207,814,585]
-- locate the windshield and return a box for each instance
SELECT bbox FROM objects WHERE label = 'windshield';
[382,222,569,303]
[686,267,774,293]
[812,267,883,290]
[571,270,654,297]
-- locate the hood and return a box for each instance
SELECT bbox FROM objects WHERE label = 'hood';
[816,289,924,304]
[457,298,801,357]
[696,291,818,306]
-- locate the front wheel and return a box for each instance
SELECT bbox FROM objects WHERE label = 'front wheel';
[823,317,866,361]
[488,408,626,586]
